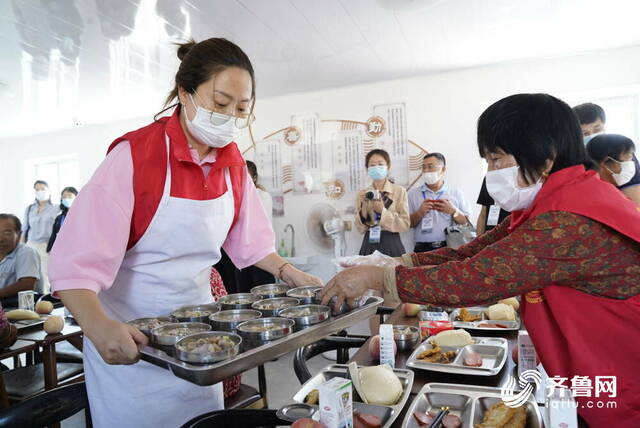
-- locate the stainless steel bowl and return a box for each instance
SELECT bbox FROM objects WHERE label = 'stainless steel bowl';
[170,304,220,323]
[250,283,290,299]
[313,290,350,316]
[251,297,300,318]
[393,325,421,351]
[209,309,262,332]
[218,293,261,310]
[174,331,242,364]
[150,322,211,346]
[286,286,322,304]
[278,304,331,328]
[236,317,294,349]
[126,316,173,336]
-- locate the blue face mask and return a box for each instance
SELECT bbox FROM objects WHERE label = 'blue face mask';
[61,198,74,208]
[368,165,388,180]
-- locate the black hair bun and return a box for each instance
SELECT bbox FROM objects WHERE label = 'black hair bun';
[176,39,197,61]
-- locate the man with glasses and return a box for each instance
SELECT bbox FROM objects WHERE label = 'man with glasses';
[408,153,471,253]
[0,214,41,306]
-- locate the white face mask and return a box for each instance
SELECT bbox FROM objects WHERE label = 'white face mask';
[185,93,242,148]
[486,166,543,212]
[35,190,49,201]
[606,158,636,187]
[423,171,442,185]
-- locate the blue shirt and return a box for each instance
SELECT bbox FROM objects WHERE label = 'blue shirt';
[408,182,472,243]
[23,202,59,244]
[0,243,41,291]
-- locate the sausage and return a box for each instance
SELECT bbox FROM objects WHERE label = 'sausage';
[356,412,383,428]
[413,411,434,426]
[463,352,483,367]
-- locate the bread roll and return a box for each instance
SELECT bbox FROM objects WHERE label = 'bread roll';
[6,309,40,321]
[359,365,403,405]
[498,297,519,311]
[431,329,474,347]
[487,303,516,321]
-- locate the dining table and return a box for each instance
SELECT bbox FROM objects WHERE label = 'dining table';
[348,307,531,427]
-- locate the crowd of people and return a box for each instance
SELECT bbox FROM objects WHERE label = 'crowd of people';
[0,35,638,427]
[0,182,77,307]
[353,102,640,262]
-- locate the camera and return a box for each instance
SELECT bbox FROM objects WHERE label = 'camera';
[364,190,381,200]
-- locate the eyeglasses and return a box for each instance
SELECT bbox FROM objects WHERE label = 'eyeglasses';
[206,110,256,129]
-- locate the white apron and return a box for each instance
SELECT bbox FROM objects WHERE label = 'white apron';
[83,136,234,428]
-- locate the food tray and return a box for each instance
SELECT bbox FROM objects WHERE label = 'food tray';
[406,337,508,376]
[140,296,383,386]
[450,307,520,331]
[280,363,414,428]
[12,318,46,331]
[401,383,543,428]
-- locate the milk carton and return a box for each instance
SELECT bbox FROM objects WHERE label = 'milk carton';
[319,377,353,428]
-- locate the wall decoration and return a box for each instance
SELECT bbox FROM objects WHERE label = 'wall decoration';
[245,103,428,199]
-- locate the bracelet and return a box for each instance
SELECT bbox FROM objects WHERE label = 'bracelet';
[278,262,292,280]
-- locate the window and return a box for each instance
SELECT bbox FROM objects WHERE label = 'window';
[565,92,639,142]
[24,155,80,205]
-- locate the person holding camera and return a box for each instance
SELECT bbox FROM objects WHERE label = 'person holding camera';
[408,153,471,252]
[355,149,410,257]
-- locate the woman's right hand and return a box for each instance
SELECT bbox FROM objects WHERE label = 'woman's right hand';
[85,318,148,365]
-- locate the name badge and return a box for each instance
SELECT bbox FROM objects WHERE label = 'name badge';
[369,225,382,243]
[421,214,434,233]
[487,205,501,226]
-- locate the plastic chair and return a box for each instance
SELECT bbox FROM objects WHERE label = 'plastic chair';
[0,381,91,428]
[181,408,290,428]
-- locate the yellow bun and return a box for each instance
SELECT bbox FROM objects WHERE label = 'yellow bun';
[498,297,519,311]
[6,309,40,321]
[359,365,403,405]
[35,300,54,314]
[44,316,64,334]
[431,329,474,347]
[487,303,516,321]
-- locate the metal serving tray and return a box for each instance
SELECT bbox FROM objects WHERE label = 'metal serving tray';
[401,383,543,428]
[140,296,383,386]
[406,337,508,376]
[280,363,414,428]
[450,307,520,331]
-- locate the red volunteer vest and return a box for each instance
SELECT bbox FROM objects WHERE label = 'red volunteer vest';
[512,166,640,427]
[107,108,246,249]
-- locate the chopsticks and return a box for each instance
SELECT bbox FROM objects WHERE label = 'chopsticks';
[428,406,450,428]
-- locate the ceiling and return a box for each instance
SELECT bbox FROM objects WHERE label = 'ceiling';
[2,0,640,137]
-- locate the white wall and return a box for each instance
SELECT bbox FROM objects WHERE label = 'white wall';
[3,44,640,276]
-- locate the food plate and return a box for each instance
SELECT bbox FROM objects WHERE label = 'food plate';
[217,293,261,310]
[286,286,323,304]
[250,283,290,299]
[208,309,262,332]
[450,307,520,331]
[236,317,295,350]
[251,297,300,318]
[406,337,508,376]
[282,364,413,428]
[127,316,173,336]
[174,331,241,364]
[140,296,383,386]
[150,322,211,346]
[170,304,219,323]
[278,304,331,329]
[401,383,543,428]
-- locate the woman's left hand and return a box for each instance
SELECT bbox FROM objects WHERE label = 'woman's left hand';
[319,265,385,309]
[281,265,323,287]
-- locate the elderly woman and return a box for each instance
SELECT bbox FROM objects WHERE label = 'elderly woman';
[321,94,640,428]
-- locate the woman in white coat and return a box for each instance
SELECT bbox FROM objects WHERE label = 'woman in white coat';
[49,38,321,427]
